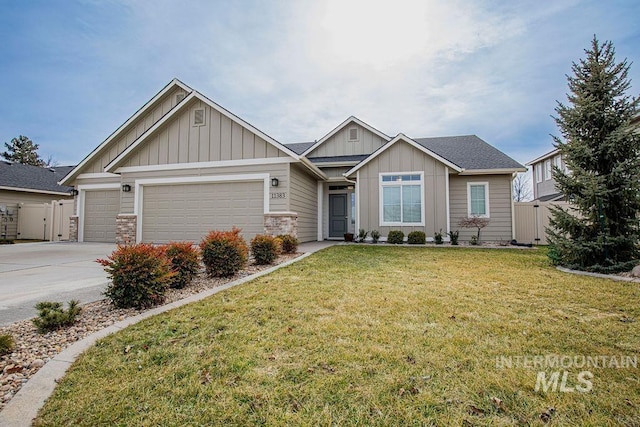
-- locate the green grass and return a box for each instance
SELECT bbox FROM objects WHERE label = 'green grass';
[35,246,640,426]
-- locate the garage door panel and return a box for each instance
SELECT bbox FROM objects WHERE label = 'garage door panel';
[84,190,119,242]
[142,182,264,244]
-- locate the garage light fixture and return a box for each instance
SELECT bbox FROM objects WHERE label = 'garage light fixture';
[70,188,79,196]
[271,177,279,187]
[122,184,132,192]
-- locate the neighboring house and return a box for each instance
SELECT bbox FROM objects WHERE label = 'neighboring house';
[0,161,74,239]
[526,149,566,202]
[60,79,526,244]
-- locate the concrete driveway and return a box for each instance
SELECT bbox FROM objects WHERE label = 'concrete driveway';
[0,242,115,326]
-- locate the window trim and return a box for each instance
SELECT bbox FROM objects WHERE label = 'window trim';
[193,108,206,126]
[379,172,425,226]
[536,164,542,183]
[348,126,359,142]
[544,159,552,180]
[467,181,490,218]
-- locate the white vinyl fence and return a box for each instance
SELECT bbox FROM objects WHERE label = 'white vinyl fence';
[15,200,74,241]
[513,201,570,245]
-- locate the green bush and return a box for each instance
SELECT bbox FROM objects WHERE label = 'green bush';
[357,229,368,242]
[251,234,279,265]
[164,242,200,289]
[0,334,14,355]
[97,244,173,309]
[470,235,479,246]
[448,230,459,245]
[200,227,248,277]
[277,234,299,254]
[434,229,444,245]
[370,230,380,243]
[0,239,14,245]
[32,300,81,333]
[407,231,426,245]
[387,230,405,244]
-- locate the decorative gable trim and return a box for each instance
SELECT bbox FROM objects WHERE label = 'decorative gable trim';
[301,116,391,157]
[60,78,192,186]
[345,134,463,177]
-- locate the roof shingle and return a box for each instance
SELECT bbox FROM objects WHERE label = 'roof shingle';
[0,161,74,194]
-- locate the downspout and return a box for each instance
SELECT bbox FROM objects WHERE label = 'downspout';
[511,172,517,240]
[445,167,450,236]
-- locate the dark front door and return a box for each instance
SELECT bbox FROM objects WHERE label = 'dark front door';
[329,194,348,238]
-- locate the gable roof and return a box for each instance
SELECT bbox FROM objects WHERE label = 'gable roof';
[414,135,525,172]
[301,116,391,157]
[0,161,74,195]
[526,148,560,166]
[104,89,302,172]
[60,78,192,185]
[284,142,315,155]
[346,134,464,177]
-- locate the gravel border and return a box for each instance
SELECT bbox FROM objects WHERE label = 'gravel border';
[0,253,300,412]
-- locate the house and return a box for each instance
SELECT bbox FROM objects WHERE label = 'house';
[60,79,526,244]
[0,161,74,239]
[526,149,567,202]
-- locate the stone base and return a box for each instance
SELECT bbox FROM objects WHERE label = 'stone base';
[69,216,79,242]
[264,212,298,237]
[116,215,137,245]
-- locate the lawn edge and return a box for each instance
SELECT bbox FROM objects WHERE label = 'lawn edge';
[0,251,315,427]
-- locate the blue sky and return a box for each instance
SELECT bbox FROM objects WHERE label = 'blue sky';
[1,0,639,168]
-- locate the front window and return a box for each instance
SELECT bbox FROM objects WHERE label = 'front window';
[536,164,542,183]
[380,173,424,225]
[467,182,489,218]
[544,159,552,180]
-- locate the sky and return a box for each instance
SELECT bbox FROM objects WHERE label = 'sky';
[0,0,639,169]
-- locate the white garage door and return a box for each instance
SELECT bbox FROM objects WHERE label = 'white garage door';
[141,181,264,243]
[84,190,119,242]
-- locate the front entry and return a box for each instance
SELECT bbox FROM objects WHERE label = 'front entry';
[329,193,348,238]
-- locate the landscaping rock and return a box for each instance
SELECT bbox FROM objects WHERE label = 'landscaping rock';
[630,265,640,277]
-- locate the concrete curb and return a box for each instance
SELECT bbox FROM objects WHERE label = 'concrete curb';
[556,266,640,283]
[0,251,315,427]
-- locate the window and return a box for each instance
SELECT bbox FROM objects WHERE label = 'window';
[554,155,562,172]
[536,164,542,183]
[379,173,424,225]
[193,108,205,126]
[544,159,552,180]
[348,127,359,141]
[467,182,489,218]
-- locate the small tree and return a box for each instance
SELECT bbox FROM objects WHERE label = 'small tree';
[547,36,640,273]
[458,216,490,243]
[513,172,532,202]
[1,135,46,166]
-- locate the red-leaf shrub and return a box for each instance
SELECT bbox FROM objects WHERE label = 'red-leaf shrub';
[251,234,279,265]
[199,227,248,277]
[163,242,200,289]
[276,234,299,254]
[97,244,173,309]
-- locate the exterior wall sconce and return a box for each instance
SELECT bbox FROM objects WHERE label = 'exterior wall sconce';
[122,184,132,192]
[271,177,279,187]
[70,189,79,196]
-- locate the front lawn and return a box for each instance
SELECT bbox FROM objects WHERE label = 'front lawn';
[35,246,640,426]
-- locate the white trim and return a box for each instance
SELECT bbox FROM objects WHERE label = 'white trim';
[458,168,526,175]
[297,156,329,180]
[0,186,71,196]
[317,181,323,241]
[378,171,425,227]
[133,173,270,243]
[544,159,552,180]
[526,149,560,166]
[466,181,490,218]
[301,116,391,156]
[76,183,121,242]
[535,164,543,183]
[75,172,121,180]
[60,78,192,185]
[308,161,360,168]
[346,134,463,177]
[115,157,295,174]
[355,171,360,233]
[445,167,450,233]
[511,173,516,240]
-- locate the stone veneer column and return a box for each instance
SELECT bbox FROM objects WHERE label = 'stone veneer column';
[263,213,298,237]
[116,214,137,245]
[69,216,79,242]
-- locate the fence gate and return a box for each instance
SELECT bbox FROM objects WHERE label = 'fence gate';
[514,201,570,245]
[16,199,74,241]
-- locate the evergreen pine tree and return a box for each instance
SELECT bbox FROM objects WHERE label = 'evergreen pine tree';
[1,135,46,166]
[547,36,640,273]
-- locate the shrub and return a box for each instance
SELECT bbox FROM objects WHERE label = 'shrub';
[408,231,426,244]
[97,244,173,309]
[370,230,380,243]
[0,334,14,355]
[448,230,459,245]
[164,242,200,289]
[0,239,14,245]
[357,229,368,242]
[277,234,299,254]
[434,229,444,245]
[470,235,479,246]
[251,234,279,265]
[387,230,404,244]
[200,227,248,277]
[32,300,81,333]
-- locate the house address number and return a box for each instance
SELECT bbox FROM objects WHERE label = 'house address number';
[270,192,287,199]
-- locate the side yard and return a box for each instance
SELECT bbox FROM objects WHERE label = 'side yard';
[35,246,640,426]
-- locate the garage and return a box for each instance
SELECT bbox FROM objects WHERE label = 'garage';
[83,190,119,242]
[141,181,264,243]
